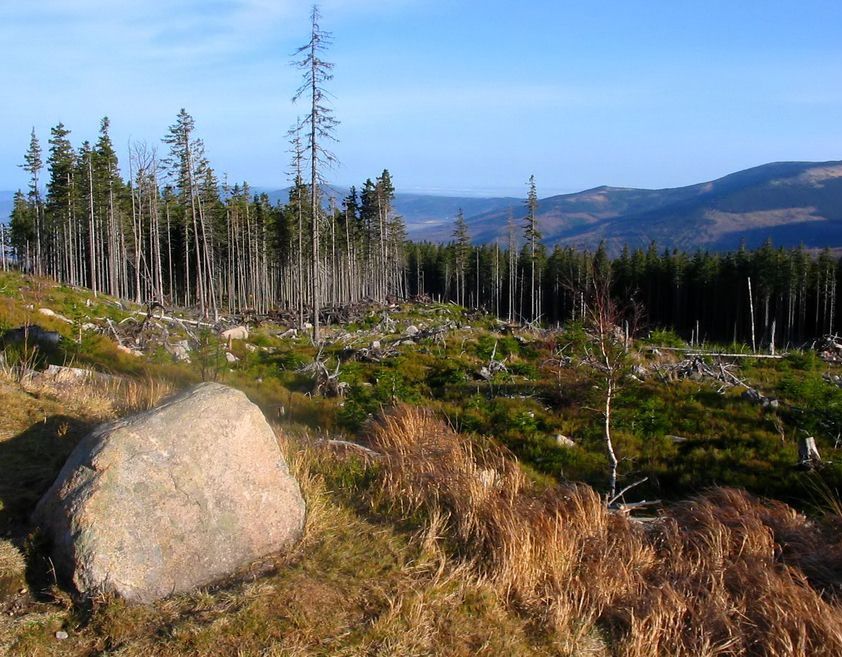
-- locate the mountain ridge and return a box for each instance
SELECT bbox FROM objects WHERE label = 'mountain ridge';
[416,160,842,253]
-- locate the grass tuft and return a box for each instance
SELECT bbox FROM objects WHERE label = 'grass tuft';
[369,404,842,656]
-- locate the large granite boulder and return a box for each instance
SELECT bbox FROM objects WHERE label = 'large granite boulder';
[34,382,305,602]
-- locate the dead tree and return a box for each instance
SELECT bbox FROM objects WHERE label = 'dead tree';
[293,5,339,343]
[578,266,642,501]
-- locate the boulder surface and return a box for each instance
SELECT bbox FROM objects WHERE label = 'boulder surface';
[34,382,305,602]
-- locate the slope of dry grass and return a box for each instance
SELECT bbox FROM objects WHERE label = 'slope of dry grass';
[0,375,563,657]
[369,405,842,657]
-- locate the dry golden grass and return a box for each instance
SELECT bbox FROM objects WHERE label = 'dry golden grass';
[17,370,174,420]
[369,405,842,657]
[0,541,26,597]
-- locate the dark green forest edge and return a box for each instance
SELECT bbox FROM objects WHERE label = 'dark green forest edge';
[2,8,842,656]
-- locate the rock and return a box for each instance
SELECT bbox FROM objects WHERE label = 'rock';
[31,365,120,387]
[116,344,142,358]
[555,434,575,448]
[55,631,68,640]
[222,326,249,342]
[166,340,191,363]
[404,325,419,337]
[371,340,381,350]
[666,435,689,444]
[245,343,258,353]
[38,308,73,324]
[34,383,305,603]
[225,351,239,363]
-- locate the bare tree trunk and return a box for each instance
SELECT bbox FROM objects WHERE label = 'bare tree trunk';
[87,153,97,295]
[747,277,756,352]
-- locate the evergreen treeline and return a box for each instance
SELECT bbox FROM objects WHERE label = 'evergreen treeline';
[409,237,840,348]
[5,113,407,323]
[4,115,840,348]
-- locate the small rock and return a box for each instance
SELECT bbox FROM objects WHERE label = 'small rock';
[38,308,72,324]
[555,434,575,448]
[166,340,192,363]
[222,326,249,342]
[371,340,381,350]
[55,631,68,640]
[245,344,258,352]
[116,344,142,358]
[225,352,239,363]
[404,325,419,337]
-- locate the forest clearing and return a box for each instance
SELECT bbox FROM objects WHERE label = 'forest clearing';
[4,3,842,655]
[1,268,842,655]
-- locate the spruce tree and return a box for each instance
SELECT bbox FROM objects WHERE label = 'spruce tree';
[9,190,34,269]
[20,128,43,274]
[45,123,76,282]
[452,208,470,306]
[523,175,541,321]
[293,4,339,342]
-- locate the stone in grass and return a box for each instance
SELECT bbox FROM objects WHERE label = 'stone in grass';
[555,434,576,448]
[34,382,305,603]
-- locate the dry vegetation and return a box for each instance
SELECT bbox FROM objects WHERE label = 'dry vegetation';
[369,406,842,656]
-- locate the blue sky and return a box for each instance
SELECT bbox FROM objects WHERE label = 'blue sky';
[1,1,841,196]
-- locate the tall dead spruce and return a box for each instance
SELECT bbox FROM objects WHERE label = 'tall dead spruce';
[293,4,339,344]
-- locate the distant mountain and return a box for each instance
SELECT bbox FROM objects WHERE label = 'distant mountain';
[428,161,842,254]
[255,186,519,234]
[393,193,521,233]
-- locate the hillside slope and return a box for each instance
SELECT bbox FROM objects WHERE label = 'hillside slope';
[420,161,842,253]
